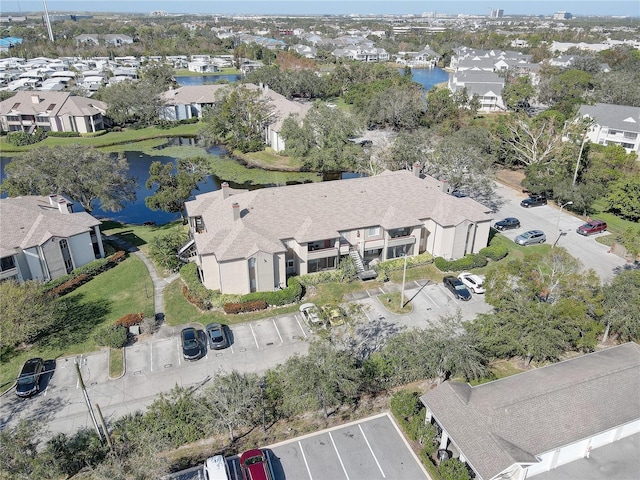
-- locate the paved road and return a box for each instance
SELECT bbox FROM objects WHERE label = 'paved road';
[168,413,431,480]
[493,183,627,282]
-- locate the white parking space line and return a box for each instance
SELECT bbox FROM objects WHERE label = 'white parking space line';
[250,323,259,349]
[295,314,308,338]
[177,338,181,365]
[359,424,385,478]
[329,431,351,480]
[272,319,284,344]
[422,290,439,308]
[150,343,153,372]
[298,441,313,480]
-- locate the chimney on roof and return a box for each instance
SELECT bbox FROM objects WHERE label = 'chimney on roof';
[441,180,449,194]
[48,194,58,206]
[413,162,421,177]
[221,182,230,199]
[57,198,72,214]
[31,94,41,104]
[232,202,240,221]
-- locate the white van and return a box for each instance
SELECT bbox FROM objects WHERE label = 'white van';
[204,455,231,480]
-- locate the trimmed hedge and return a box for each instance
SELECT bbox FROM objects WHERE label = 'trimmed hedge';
[223,299,268,314]
[434,253,488,272]
[479,242,508,262]
[240,276,303,306]
[47,131,80,137]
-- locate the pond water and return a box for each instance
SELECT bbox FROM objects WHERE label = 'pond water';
[175,67,450,93]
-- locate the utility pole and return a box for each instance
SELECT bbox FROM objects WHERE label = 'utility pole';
[399,254,408,309]
[95,404,113,450]
[75,359,102,440]
[42,0,54,42]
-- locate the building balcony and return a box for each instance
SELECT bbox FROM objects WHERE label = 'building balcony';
[307,247,338,261]
[387,235,416,248]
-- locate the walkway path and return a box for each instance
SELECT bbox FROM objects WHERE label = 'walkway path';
[104,235,179,325]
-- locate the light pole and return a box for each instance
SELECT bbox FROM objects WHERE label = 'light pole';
[399,253,408,309]
[553,201,573,248]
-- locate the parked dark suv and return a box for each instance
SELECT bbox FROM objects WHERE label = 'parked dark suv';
[16,358,44,397]
[520,195,547,208]
[577,220,607,236]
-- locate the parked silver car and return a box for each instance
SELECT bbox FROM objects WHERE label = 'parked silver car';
[514,230,546,246]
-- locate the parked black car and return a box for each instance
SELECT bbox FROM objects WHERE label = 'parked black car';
[520,195,547,208]
[16,358,44,397]
[205,323,229,350]
[181,327,202,360]
[443,276,472,301]
[493,217,521,230]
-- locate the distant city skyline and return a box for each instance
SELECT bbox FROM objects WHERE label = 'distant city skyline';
[1,0,639,17]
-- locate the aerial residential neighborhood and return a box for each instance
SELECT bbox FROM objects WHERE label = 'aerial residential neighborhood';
[0,2,639,480]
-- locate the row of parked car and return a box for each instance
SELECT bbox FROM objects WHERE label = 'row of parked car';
[442,272,485,301]
[181,323,230,361]
[204,449,272,480]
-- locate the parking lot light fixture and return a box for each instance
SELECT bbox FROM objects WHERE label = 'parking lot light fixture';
[400,253,408,309]
[553,201,573,248]
[259,380,266,432]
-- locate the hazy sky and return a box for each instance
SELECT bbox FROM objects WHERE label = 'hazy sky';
[1,0,639,17]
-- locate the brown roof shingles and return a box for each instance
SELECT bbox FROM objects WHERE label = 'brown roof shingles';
[186,170,492,262]
[0,196,101,258]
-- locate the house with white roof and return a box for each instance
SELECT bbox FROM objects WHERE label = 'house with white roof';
[0,195,105,283]
[183,169,493,294]
[577,103,640,154]
[421,342,640,480]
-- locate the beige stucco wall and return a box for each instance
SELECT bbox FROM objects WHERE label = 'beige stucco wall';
[219,258,249,294]
[200,253,221,291]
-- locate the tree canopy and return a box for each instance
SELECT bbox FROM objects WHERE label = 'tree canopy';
[1,145,136,213]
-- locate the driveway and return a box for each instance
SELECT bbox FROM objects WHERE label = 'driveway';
[493,183,626,282]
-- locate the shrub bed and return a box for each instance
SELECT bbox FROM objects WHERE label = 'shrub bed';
[434,253,488,272]
[479,242,508,261]
[240,277,303,306]
[94,325,128,349]
[47,131,80,137]
[180,263,212,309]
[44,250,127,296]
[115,312,145,328]
[223,299,268,314]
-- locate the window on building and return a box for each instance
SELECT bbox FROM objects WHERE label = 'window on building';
[386,244,413,259]
[1,256,16,272]
[307,256,336,273]
[368,226,380,237]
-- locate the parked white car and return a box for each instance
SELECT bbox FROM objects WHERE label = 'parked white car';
[299,303,322,324]
[458,272,485,294]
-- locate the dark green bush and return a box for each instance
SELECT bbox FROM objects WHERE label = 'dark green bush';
[479,243,508,261]
[46,131,80,137]
[43,251,126,295]
[434,254,488,272]
[240,276,303,306]
[390,390,421,421]
[180,262,212,309]
[94,325,128,348]
[6,128,47,146]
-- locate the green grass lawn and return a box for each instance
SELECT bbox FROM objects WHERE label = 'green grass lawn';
[0,123,204,153]
[589,199,640,256]
[101,220,186,258]
[0,256,153,387]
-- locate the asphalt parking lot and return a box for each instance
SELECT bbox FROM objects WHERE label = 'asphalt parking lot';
[169,413,430,480]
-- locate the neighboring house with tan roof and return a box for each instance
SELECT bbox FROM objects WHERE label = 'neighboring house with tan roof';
[0,195,105,283]
[421,342,640,480]
[160,83,311,152]
[183,169,493,294]
[0,91,108,134]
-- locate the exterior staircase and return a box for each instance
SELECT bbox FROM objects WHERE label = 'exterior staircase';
[349,249,366,273]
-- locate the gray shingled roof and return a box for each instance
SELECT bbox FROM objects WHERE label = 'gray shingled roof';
[421,343,640,480]
[161,85,228,105]
[0,195,101,258]
[578,103,640,134]
[186,170,493,262]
